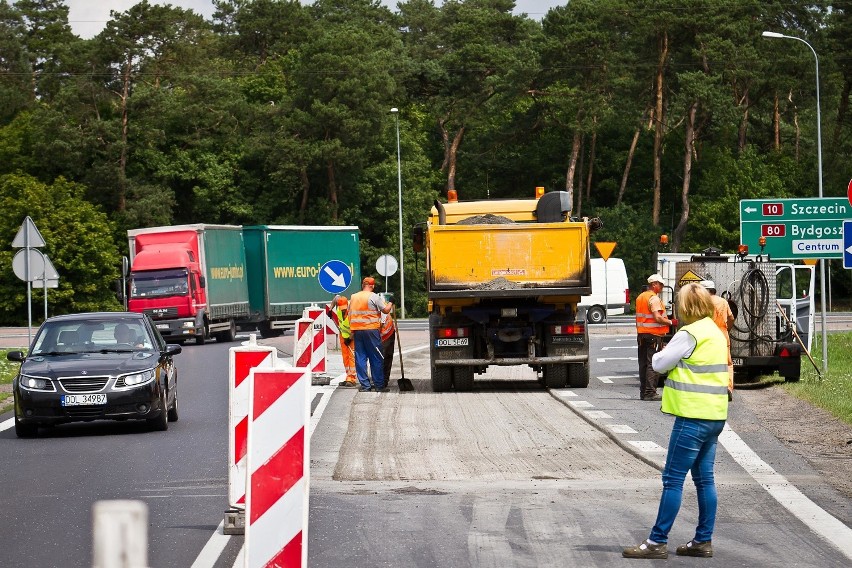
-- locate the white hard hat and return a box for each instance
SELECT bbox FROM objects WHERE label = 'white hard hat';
[647,274,665,285]
[700,280,716,290]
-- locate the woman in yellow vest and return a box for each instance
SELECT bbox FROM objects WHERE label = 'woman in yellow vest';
[623,283,729,560]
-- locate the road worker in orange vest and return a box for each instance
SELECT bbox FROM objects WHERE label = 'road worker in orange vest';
[349,276,393,392]
[635,274,676,401]
[327,295,357,387]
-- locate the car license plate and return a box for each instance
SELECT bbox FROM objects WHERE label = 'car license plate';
[732,358,744,366]
[61,394,107,406]
[156,324,169,330]
[435,338,469,347]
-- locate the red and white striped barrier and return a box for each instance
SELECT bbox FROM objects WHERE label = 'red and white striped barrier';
[228,336,276,512]
[293,306,327,373]
[245,367,311,568]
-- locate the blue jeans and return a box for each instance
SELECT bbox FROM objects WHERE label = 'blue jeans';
[353,329,384,389]
[649,416,726,544]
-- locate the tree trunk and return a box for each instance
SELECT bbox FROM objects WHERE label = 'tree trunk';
[585,124,597,201]
[672,101,698,252]
[773,95,781,151]
[793,104,800,161]
[833,78,850,147]
[439,118,465,193]
[617,123,643,206]
[564,130,582,212]
[652,31,669,226]
[737,88,750,154]
[327,159,338,221]
[576,135,585,217]
[299,166,310,222]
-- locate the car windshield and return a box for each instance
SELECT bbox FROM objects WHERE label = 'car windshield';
[31,319,154,355]
[130,269,189,299]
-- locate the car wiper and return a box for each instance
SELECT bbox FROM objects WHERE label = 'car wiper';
[97,348,135,353]
[36,351,75,356]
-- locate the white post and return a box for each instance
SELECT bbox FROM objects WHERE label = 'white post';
[92,500,148,568]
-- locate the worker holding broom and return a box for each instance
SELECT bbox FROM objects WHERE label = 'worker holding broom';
[380,294,395,387]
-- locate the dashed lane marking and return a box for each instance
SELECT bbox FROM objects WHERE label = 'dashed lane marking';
[583,410,612,419]
[607,424,638,434]
[597,357,637,363]
[597,377,613,384]
[567,400,594,409]
[627,441,666,453]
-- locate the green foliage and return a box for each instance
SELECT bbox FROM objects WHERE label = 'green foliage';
[787,331,852,425]
[0,174,122,325]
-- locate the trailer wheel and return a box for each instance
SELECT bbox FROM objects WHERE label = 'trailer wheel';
[586,306,606,324]
[431,364,453,392]
[195,332,206,345]
[216,320,236,343]
[258,323,283,338]
[453,366,475,391]
[544,364,568,389]
[568,363,590,388]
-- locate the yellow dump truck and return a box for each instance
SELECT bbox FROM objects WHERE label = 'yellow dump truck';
[413,190,601,391]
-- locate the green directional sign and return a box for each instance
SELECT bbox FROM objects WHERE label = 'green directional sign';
[739,197,850,260]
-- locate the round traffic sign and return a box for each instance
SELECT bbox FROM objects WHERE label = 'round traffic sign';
[318,260,353,294]
[847,178,852,207]
[12,249,45,281]
[376,254,398,277]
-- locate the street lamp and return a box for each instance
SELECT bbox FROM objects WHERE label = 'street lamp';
[390,107,405,319]
[762,30,828,375]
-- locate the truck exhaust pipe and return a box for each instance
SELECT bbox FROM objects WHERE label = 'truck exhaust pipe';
[434,200,446,225]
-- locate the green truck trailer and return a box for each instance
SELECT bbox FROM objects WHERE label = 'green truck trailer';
[243,225,361,337]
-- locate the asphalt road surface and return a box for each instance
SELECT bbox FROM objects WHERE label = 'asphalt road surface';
[1,325,850,567]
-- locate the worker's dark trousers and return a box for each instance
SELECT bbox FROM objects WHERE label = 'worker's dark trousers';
[637,334,664,399]
[382,332,395,386]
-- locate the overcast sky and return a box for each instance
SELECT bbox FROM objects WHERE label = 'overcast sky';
[63,1,565,39]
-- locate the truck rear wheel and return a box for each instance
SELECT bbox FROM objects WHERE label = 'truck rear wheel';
[453,366,475,391]
[544,364,568,389]
[568,363,590,388]
[431,364,453,392]
[195,332,206,345]
[215,320,236,343]
[586,306,606,324]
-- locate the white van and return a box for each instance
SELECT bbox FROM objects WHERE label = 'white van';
[580,258,630,324]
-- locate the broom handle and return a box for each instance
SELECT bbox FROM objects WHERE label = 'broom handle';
[775,301,821,377]
[393,309,405,377]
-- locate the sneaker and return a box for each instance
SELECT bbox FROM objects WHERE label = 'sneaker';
[339,381,358,388]
[676,540,712,557]
[622,540,668,559]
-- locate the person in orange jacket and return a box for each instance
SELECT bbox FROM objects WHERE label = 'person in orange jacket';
[380,294,396,387]
[327,295,357,387]
[635,274,677,401]
[700,280,735,396]
[349,277,393,391]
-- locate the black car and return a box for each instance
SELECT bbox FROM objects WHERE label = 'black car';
[7,312,182,438]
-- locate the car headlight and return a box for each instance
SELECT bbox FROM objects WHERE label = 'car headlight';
[20,375,55,392]
[121,369,155,387]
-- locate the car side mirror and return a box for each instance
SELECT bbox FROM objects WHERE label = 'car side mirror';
[412,226,424,253]
[6,351,25,362]
[166,344,182,356]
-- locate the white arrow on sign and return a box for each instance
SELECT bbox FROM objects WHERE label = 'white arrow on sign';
[323,265,346,288]
[744,206,757,214]
[847,245,852,255]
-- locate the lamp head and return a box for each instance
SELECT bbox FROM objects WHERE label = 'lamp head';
[390,107,399,113]
[762,31,784,38]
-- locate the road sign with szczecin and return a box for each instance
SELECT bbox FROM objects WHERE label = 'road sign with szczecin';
[739,197,849,260]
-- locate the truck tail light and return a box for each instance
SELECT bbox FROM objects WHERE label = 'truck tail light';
[436,327,469,339]
[624,288,630,304]
[551,324,585,335]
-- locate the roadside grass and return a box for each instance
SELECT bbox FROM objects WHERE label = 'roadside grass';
[782,331,852,426]
[0,349,20,414]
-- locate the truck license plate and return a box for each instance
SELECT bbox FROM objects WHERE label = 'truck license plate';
[732,358,744,366]
[62,394,107,406]
[156,324,169,330]
[435,338,469,347]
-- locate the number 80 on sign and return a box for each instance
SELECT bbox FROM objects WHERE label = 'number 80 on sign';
[761,224,786,237]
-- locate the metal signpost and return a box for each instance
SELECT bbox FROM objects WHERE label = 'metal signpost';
[594,242,617,330]
[11,217,47,346]
[375,254,398,293]
[740,197,848,260]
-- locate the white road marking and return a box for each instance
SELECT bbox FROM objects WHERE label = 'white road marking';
[607,424,638,434]
[189,521,230,568]
[597,377,613,384]
[568,400,594,409]
[597,375,638,380]
[597,357,637,362]
[0,418,13,433]
[554,390,578,397]
[719,426,852,561]
[584,410,612,419]
[628,441,666,453]
[600,346,635,350]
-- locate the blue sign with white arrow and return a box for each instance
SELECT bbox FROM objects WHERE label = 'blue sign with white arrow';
[844,220,852,270]
[318,260,353,294]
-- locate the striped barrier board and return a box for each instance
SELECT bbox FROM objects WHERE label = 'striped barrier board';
[293,307,327,373]
[228,336,276,515]
[245,367,311,568]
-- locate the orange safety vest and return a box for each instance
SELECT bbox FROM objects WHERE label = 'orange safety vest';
[635,290,668,336]
[380,314,395,341]
[349,290,381,330]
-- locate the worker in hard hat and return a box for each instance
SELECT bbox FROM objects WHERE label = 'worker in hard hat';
[379,293,396,387]
[635,274,677,401]
[700,280,735,395]
[329,295,357,387]
[349,276,393,392]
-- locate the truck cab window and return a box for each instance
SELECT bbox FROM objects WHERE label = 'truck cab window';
[130,269,190,298]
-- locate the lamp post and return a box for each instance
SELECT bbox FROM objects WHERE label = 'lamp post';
[390,107,405,319]
[762,31,828,375]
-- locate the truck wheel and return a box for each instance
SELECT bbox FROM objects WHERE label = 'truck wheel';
[431,364,453,392]
[586,306,606,324]
[568,363,590,388]
[544,364,568,389]
[259,323,283,338]
[195,326,207,345]
[216,320,236,343]
[453,366,475,391]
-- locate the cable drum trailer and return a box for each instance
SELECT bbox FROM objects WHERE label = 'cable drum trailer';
[662,249,815,383]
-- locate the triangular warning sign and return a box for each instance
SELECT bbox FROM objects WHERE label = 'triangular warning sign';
[678,270,703,287]
[12,216,46,248]
[594,241,617,261]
